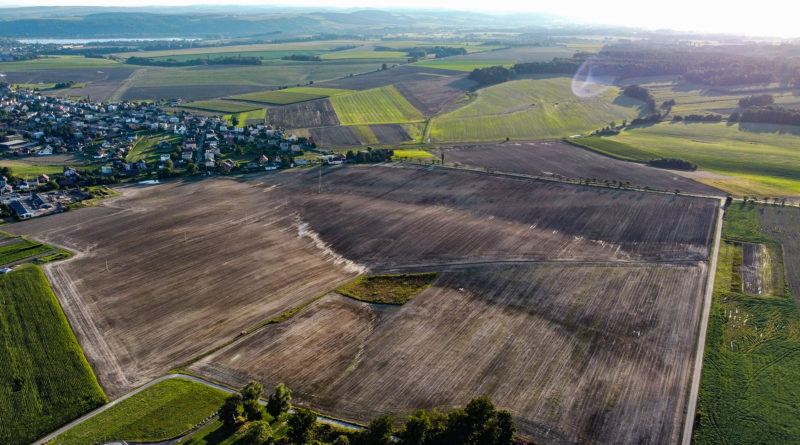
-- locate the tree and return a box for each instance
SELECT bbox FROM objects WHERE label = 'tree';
[346,150,355,163]
[287,407,317,444]
[241,380,264,402]
[360,415,394,445]
[400,410,431,445]
[243,398,263,421]
[494,410,515,445]
[332,436,350,445]
[244,420,273,445]
[266,383,292,419]
[219,393,242,429]
[186,161,199,175]
[231,115,240,127]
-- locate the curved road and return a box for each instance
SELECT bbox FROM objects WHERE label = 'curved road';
[33,373,362,445]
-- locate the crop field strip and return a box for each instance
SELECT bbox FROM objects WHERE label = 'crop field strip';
[694,203,800,444]
[428,77,642,142]
[191,262,708,444]
[0,265,106,445]
[438,140,724,196]
[266,99,340,128]
[329,86,425,125]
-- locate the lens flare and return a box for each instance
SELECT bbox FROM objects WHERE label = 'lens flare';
[571,58,610,98]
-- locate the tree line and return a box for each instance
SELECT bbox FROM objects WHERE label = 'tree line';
[126,55,262,67]
[218,381,521,445]
[731,105,800,126]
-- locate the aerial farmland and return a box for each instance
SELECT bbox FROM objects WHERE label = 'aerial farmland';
[7,164,720,443]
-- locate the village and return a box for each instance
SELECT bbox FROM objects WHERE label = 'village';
[0,83,376,220]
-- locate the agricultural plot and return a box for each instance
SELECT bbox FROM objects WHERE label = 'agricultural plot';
[5,179,360,397]
[694,203,800,444]
[2,67,137,102]
[122,84,267,102]
[52,378,227,445]
[429,77,641,142]
[179,99,261,114]
[438,140,723,195]
[598,122,800,197]
[309,126,360,146]
[393,73,476,116]
[228,87,351,105]
[272,166,717,265]
[192,263,708,444]
[369,124,413,144]
[330,86,424,125]
[114,40,368,59]
[224,108,266,127]
[321,50,408,60]
[266,99,340,128]
[0,265,106,445]
[316,64,464,91]
[0,55,123,70]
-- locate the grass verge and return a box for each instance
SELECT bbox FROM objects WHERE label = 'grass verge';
[335,272,440,304]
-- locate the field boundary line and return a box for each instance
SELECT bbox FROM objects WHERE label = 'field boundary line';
[681,197,725,445]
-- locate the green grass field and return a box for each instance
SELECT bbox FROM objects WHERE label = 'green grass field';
[115,40,367,59]
[393,149,434,158]
[330,86,424,125]
[588,122,800,196]
[126,134,183,163]
[412,59,515,71]
[52,378,227,445]
[0,159,66,176]
[0,265,106,445]
[693,203,800,444]
[335,273,440,304]
[429,77,640,142]
[0,55,122,70]
[224,108,266,127]
[179,100,261,114]
[228,87,351,105]
[637,80,800,116]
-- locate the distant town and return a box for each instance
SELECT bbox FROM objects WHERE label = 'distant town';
[0,83,394,220]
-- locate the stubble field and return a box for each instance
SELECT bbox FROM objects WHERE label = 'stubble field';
[7,165,719,444]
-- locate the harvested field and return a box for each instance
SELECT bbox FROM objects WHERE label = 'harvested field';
[369,124,412,144]
[228,87,351,105]
[191,263,708,444]
[267,99,340,128]
[438,140,724,195]
[393,73,475,116]
[740,242,765,294]
[315,64,463,91]
[274,166,718,265]
[759,206,800,301]
[0,67,135,84]
[121,84,267,101]
[309,126,360,146]
[4,179,360,397]
[330,86,424,125]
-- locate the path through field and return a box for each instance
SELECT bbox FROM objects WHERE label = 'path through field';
[110,68,147,102]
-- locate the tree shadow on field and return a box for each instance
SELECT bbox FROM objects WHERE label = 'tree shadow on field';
[737,121,800,136]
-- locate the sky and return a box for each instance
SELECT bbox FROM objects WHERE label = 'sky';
[0,0,798,38]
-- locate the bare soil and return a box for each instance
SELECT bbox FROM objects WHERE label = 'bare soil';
[759,206,800,301]
[437,140,725,195]
[4,179,359,397]
[309,126,361,146]
[0,67,135,84]
[191,263,708,444]
[393,74,476,116]
[741,242,763,294]
[267,99,340,128]
[369,124,412,144]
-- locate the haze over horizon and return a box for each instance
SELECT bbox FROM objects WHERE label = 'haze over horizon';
[0,0,797,39]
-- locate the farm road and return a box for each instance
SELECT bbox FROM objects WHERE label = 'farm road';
[33,373,361,445]
[681,197,725,445]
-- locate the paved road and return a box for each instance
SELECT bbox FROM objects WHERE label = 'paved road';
[33,373,361,445]
[681,198,726,445]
